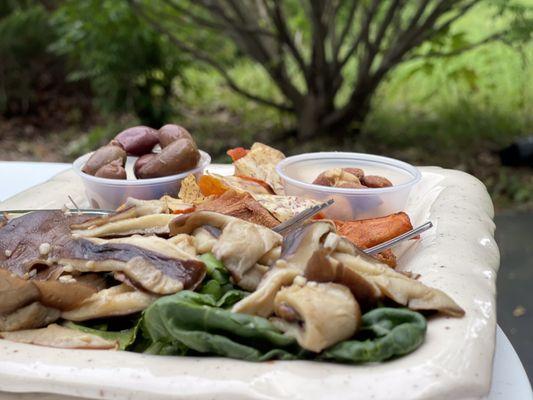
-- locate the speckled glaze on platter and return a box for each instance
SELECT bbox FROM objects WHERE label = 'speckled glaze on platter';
[0,165,499,400]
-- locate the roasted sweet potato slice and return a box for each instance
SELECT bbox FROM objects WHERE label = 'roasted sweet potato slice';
[197,190,280,228]
[334,212,413,250]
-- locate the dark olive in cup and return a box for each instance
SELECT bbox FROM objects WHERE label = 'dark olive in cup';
[158,124,194,148]
[82,144,126,176]
[115,126,159,156]
[94,159,127,179]
[133,153,157,178]
[135,138,200,179]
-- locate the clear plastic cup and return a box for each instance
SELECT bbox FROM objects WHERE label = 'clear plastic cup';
[73,150,211,210]
[276,152,421,220]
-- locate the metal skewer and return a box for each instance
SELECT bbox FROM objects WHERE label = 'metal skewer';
[273,199,335,234]
[0,208,116,216]
[364,221,433,255]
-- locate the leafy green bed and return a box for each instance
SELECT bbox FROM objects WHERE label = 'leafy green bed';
[67,253,427,364]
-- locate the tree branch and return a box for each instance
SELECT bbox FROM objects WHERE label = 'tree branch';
[431,0,480,35]
[338,0,380,69]
[332,0,359,62]
[129,0,293,112]
[406,31,505,61]
[372,0,402,49]
[405,0,433,32]
[161,0,275,37]
[374,0,458,77]
[264,0,308,77]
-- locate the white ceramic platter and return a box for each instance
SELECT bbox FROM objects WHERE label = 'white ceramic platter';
[0,165,499,400]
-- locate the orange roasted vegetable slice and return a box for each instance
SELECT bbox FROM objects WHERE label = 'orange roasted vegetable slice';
[227,147,250,162]
[334,212,413,250]
[197,190,280,228]
[236,175,275,194]
[198,175,229,197]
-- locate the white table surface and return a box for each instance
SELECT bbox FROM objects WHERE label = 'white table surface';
[0,161,531,400]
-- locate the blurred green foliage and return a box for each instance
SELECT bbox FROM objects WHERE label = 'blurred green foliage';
[50,0,185,126]
[0,0,531,208]
[0,1,57,116]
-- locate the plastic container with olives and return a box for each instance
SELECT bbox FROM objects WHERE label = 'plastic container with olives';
[276,152,421,220]
[73,124,211,209]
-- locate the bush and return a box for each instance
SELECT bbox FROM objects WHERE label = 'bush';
[0,1,57,116]
[51,0,186,127]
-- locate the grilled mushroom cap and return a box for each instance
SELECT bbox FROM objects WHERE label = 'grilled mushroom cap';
[272,281,361,352]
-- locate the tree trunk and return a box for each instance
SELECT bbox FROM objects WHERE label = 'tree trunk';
[295,90,372,140]
[296,89,337,139]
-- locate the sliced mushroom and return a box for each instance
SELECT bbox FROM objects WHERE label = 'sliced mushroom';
[192,227,218,254]
[70,207,139,230]
[168,234,197,258]
[0,302,60,332]
[62,284,157,321]
[231,222,334,316]
[120,196,194,215]
[305,249,380,308]
[59,239,205,295]
[237,263,269,292]
[280,221,335,272]
[271,280,360,352]
[88,235,197,261]
[0,270,40,314]
[169,211,233,235]
[170,211,282,287]
[72,214,176,238]
[328,235,464,316]
[0,210,93,277]
[70,194,189,234]
[0,324,118,349]
[232,263,299,317]
[212,217,281,282]
[0,269,98,314]
[33,279,98,311]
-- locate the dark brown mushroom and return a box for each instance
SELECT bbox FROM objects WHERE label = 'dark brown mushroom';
[280,221,335,271]
[0,270,40,314]
[305,249,380,308]
[0,302,60,332]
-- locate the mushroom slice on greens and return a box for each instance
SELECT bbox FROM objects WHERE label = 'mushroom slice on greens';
[0,324,118,349]
[61,284,157,322]
[170,211,282,289]
[271,279,361,352]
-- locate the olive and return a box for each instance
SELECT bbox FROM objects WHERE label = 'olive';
[158,124,194,148]
[114,126,159,156]
[94,159,127,179]
[135,138,200,179]
[133,153,157,178]
[82,144,126,176]
[361,175,393,188]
